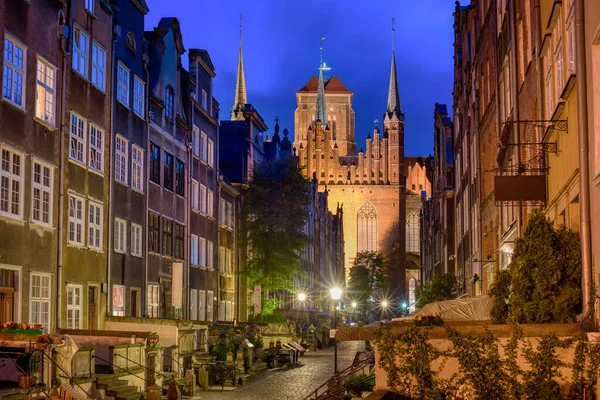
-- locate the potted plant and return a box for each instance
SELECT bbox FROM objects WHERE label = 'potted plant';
[15,351,36,388]
[35,334,53,349]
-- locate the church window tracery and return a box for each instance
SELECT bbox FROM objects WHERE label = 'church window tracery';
[357,203,377,252]
[406,212,420,253]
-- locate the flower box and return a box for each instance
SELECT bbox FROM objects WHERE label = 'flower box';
[0,329,43,334]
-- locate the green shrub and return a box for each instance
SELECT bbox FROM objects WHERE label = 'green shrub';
[344,374,375,397]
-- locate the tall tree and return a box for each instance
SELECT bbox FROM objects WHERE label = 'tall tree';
[415,273,456,309]
[243,158,310,294]
[348,251,388,304]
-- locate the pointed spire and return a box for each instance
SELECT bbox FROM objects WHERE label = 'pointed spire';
[231,14,247,121]
[386,18,403,118]
[315,35,329,127]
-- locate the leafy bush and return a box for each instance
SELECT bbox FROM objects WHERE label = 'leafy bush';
[344,374,375,397]
[413,314,444,327]
[415,274,456,309]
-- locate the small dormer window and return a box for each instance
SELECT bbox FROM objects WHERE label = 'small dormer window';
[126,32,136,52]
[165,86,174,120]
[201,89,208,110]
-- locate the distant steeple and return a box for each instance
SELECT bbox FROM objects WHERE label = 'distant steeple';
[315,36,330,127]
[231,14,247,121]
[386,18,403,120]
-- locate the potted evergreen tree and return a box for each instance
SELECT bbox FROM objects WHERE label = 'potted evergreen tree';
[15,351,36,388]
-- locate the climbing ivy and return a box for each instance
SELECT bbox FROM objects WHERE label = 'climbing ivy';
[375,325,600,400]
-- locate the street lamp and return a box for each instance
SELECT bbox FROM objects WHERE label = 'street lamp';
[381,300,388,308]
[298,293,307,343]
[351,301,357,324]
[298,293,306,302]
[330,287,342,374]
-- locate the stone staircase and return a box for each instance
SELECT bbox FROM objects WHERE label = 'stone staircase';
[96,374,142,400]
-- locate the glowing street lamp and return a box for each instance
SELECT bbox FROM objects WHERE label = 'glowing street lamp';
[351,301,357,309]
[330,287,342,300]
[330,287,342,374]
[298,293,307,302]
[381,300,388,308]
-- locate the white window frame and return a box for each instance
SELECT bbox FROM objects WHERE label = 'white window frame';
[91,41,106,92]
[191,234,199,265]
[0,146,23,219]
[200,132,207,163]
[112,285,125,316]
[3,33,27,108]
[206,290,214,322]
[31,160,53,226]
[192,126,200,157]
[35,57,56,126]
[220,198,226,226]
[133,75,145,118]
[70,113,86,165]
[207,189,214,218]
[72,24,89,78]
[207,240,214,269]
[66,284,83,329]
[117,62,130,107]
[131,145,144,192]
[199,237,206,268]
[114,218,127,254]
[88,201,102,251]
[200,184,207,214]
[226,202,233,228]
[208,139,215,168]
[68,193,85,246]
[85,0,95,14]
[89,124,104,173]
[198,290,206,321]
[30,273,51,332]
[115,135,128,185]
[131,223,142,257]
[191,180,199,210]
[190,289,198,321]
[147,284,159,318]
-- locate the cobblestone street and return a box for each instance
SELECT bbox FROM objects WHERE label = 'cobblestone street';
[191,341,365,400]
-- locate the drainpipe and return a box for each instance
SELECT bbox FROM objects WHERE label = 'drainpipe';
[534,0,544,153]
[56,1,73,330]
[510,0,523,237]
[574,0,593,320]
[186,93,193,320]
[143,54,150,317]
[217,176,222,321]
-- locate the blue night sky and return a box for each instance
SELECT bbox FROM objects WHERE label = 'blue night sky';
[145,0,456,157]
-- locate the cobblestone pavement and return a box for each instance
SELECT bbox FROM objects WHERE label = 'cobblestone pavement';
[191,341,365,400]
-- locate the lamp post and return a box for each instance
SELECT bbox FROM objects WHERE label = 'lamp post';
[351,301,357,322]
[298,293,306,342]
[330,287,342,374]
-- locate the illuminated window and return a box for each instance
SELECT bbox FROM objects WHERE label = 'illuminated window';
[357,203,377,252]
[406,213,420,253]
[408,278,417,313]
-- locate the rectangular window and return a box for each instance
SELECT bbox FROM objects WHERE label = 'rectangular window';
[148,212,160,253]
[31,161,52,225]
[147,284,159,318]
[208,139,215,168]
[200,184,207,214]
[207,240,214,269]
[191,235,199,265]
[192,126,200,157]
[555,41,564,96]
[174,223,184,260]
[117,63,130,107]
[35,58,56,125]
[30,274,51,332]
[72,25,89,77]
[199,237,206,267]
[207,190,214,217]
[198,290,206,321]
[163,152,173,191]
[85,0,94,14]
[219,300,225,321]
[567,20,576,75]
[175,159,185,196]
[70,113,86,164]
[202,89,208,110]
[115,135,128,184]
[114,218,127,254]
[91,41,106,91]
[220,198,226,225]
[190,289,198,321]
[68,194,84,245]
[226,202,233,228]
[0,155,21,214]
[88,202,102,250]
[3,34,26,107]
[131,223,142,257]
[206,290,214,322]
[191,180,199,210]
[165,87,174,120]
[67,284,82,329]
[162,218,172,256]
[89,124,104,173]
[133,76,145,117]
[200,132,207,162]
[149,143,160,184]
[112,285,125,316]
[219,246,225,273]
[132,145,144,192]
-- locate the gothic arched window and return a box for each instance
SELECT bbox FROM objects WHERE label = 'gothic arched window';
[357,203,377,252]
[406,212,420,253]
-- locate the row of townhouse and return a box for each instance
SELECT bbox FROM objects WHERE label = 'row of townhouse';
[423,0,600,307]
[0,0,244,345]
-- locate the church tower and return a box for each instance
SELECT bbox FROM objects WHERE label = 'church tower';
[231,15,247,120]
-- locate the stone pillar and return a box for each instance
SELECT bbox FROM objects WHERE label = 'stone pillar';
[235,348,245,375]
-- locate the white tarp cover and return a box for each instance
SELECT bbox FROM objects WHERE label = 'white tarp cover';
[394,295,493,322]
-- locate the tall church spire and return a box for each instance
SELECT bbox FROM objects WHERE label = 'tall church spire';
[315,36,330,127]
[231,14,247,121]
[386,18,403,119]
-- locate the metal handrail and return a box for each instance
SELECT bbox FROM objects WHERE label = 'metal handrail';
[162,352,184,371]
[318,371,376,400]
[105,353,175,384]
[303,352,375,400]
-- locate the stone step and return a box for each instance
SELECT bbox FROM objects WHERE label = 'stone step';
[116,392,142,400]
[96,373,118,383]
[97,379,129,391]
[107,385,140,397]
